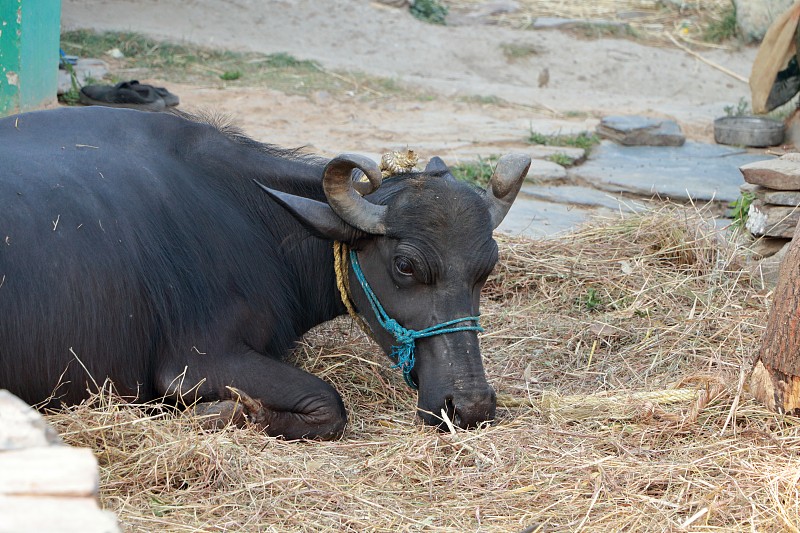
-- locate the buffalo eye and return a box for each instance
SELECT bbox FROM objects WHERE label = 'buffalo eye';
[394,256,415,277]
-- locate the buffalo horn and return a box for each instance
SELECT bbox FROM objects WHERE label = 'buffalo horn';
[323,153,388,235]
[484,153,532,229]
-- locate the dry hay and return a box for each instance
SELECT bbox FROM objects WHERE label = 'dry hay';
[46,206,800,532]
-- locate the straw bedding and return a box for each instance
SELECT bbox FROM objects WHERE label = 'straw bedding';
[46,206,800,532]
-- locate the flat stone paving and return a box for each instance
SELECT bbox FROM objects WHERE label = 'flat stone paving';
[499,139,774,239]
[496,194,614,238]
[569,141,771,203]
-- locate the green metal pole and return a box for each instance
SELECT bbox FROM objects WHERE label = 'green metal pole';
[0,0,62,116]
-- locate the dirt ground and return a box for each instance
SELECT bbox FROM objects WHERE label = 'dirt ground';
[61,0,759,159]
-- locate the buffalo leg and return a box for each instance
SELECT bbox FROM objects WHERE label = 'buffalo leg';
[158,351,347,440]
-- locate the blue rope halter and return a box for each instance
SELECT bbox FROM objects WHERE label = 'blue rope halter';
[349,250,483,389]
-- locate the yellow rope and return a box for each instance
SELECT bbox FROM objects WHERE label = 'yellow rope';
[332,150,417,338]
[333,241,373,338]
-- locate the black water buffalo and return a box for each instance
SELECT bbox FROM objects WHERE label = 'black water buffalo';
[0,106,530,439]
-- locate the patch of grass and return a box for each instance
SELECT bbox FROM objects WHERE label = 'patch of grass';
[220,70,242,81]
[547,152,576,167]
[59,30,411,99]
[580,287,603,311]
[410,0,448,25]
[57,56,82,106]
[501,43,541,61]
[729,191,754,230]
[703,4,738,43]
[58,87,81,106]
[464,94,504,106]
[449,156,500,187]
[564,110,591,119]
[569,22,638,40]
[528,130,600,151]
[724,97,750,117]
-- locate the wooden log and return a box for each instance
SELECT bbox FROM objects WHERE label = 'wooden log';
[750,222,800,415]
[0,496,120,533]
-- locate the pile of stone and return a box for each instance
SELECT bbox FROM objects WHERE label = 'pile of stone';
[741,153,800,254]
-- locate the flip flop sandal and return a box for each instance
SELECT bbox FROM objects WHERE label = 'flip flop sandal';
[122,80,180,106]
[130,81,180,107]
[79,81,166,112]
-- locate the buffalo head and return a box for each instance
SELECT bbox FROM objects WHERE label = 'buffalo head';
[259,151,530,430]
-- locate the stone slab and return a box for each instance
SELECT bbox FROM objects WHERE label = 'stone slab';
[525,159,567,182]
[520,184,645,212]
[740,157,800,190]
[746,200,800,238]
[597,115,685,146]
[736,181,800,208]
[495,194,611,238]
[748,237,791,259]
[571,140,772,202]
[745,184,800,207]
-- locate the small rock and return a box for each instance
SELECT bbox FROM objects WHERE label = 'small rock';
[737,183,800,206]
[748,237,790,258]
[597,115,685,147]
[590,322,625,339]
[740,156,800,190]
[761,188,800,206]
[106,48,125,59]
[746,199,800,237]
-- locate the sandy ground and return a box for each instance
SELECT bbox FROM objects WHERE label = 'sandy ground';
[61,0,759,157]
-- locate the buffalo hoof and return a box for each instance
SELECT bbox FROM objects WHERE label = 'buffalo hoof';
[192,399,248,430]
[193,387,269,430]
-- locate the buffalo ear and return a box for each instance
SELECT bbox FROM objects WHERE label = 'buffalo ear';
[254,181,366,243]
[424,156,449,173]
